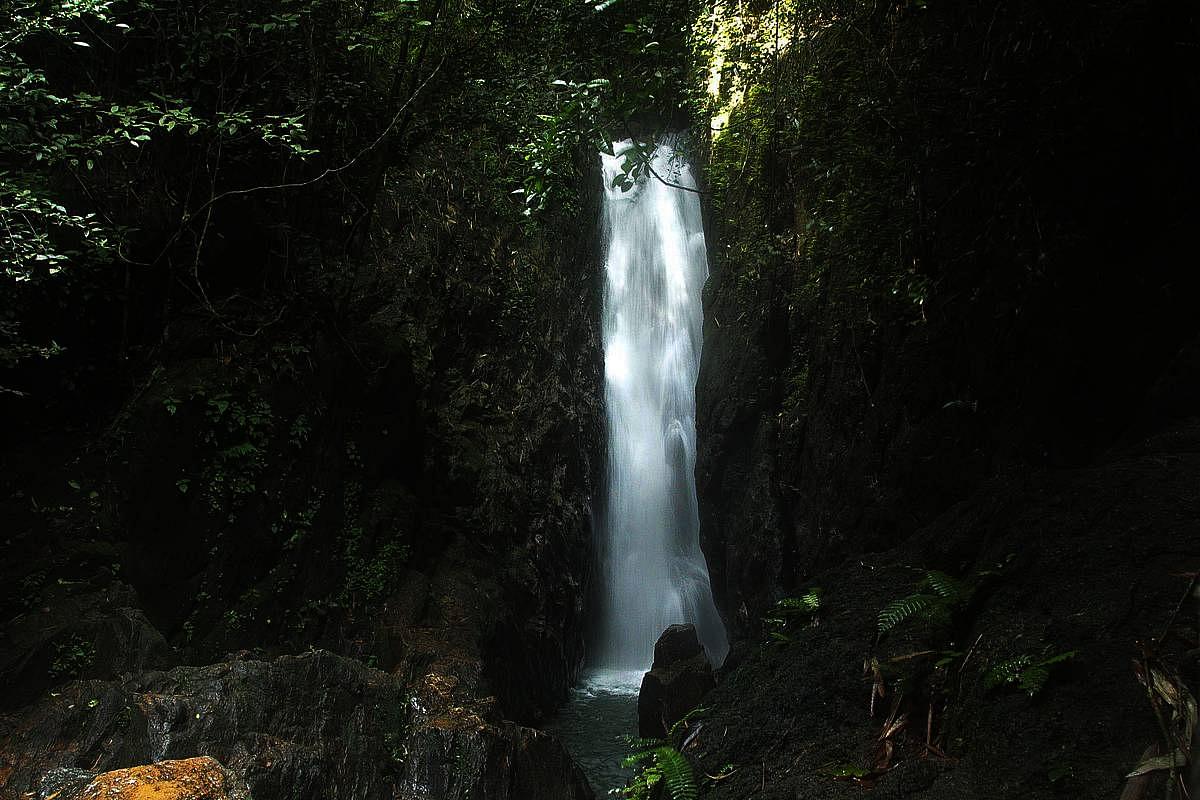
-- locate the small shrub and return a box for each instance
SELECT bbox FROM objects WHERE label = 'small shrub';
[49,635,95,679]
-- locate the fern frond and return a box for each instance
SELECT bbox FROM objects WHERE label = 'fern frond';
[877,593,938,633]
[654,746,697,800]
[1039,650,1077,668]
[800,587,823,610]
[776,588,822,615]
[920,570,966,602]
[1018,665,1050,695]
[664,706,708,739]
[622,735,666,751]
[984,654,1033,690]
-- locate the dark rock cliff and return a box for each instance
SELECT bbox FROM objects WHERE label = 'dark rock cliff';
[0,144,605,799]
[692,0,1199,796]
[697,0,1199,634]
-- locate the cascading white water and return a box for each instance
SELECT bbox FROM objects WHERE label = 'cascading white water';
[595,138,729,670]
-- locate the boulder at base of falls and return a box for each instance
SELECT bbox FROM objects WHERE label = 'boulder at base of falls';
[44,756,250,800]
[637,624,716,739]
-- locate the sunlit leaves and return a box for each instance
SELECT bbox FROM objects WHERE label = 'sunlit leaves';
[514,1,693,218]
[0,179,115,280]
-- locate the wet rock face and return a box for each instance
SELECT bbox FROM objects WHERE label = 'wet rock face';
[0,650,592,800]
[0,467,598,800]
[637,625,715,739]
[0,651,408,800]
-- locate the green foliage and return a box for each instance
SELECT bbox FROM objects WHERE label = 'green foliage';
[273,490,323,550]
[2,0,726,674]
[877,570,971,635]
[621,744,697,800]
[619,707,704,800]
[765,586,821,643]
[0,0,473,396]
[512,0,697,217]
[193,389,276,515]
[922,570,968,602]
[782,588,823,614]
[877,594,939,635]
[817,762,869,779]
[515,77,610,214]
[338,473,409,608]
[342,535,410,606]
[653,746,697,800]
[49,634,95,679]
[984,648,1077,696]
[0,0,348,388]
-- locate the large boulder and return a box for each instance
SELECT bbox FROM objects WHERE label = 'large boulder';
[637,625,716,739]
[52,757,250,800]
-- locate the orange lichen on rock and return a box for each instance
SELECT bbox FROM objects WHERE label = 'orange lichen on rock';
[69,757,247,800]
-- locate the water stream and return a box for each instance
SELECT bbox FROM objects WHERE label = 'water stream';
[545,669,643,794]
[550,138,728,794]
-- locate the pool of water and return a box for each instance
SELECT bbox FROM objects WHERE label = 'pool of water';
[545,669,645,796]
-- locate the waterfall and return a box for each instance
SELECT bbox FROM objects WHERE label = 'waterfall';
[595,138,729,670]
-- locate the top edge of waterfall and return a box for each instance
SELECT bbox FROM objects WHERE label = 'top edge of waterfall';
[599,135,698,201]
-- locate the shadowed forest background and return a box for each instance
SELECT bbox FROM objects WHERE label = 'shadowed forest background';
[1,0,1197,798]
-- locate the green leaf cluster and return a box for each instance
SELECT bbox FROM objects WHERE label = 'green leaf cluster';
[765,586,822,643]
[618,706,705,800]
[984,648,1077,696]
[621,744,697,800]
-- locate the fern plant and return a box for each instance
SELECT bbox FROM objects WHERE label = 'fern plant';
[877,570,969,635]
[765,586,822,643]
[984,648,1076,695]
[618,709,704,800]
[620,744,697,800]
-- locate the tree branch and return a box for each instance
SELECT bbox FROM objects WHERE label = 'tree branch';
[619,123,710,196]
[184,55,446,219]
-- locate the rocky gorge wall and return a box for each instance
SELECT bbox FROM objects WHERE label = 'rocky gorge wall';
[689,1,1200,796]
[696,0,1199,635]
[0,130,607,800]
